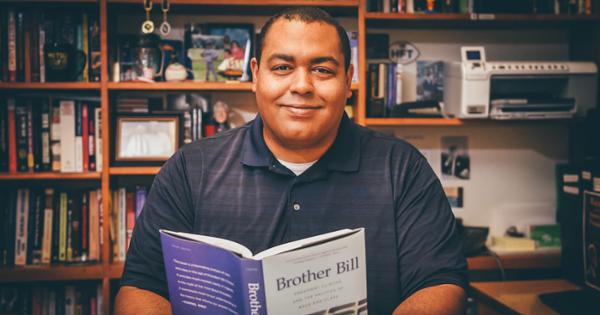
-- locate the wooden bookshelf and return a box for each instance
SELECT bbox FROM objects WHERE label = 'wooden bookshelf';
[0,172,102,180]
[109,166,161,175]
[0,82,101,90]
[0,264,104,283]
[467,251,561,271]
[108,81,254,91]
[107,0,359,7]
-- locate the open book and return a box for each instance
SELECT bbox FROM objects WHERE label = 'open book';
[160,228,367,315]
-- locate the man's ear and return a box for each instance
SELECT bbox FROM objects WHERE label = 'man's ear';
[251,57,259,93]
[346,63,354,98]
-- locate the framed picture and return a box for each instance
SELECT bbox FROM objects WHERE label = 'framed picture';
[115,116,179,161]
[186,23,254,82]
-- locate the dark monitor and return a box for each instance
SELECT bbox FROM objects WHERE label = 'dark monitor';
[466,50,481,61]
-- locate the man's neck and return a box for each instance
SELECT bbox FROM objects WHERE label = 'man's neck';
[262,129,337,163]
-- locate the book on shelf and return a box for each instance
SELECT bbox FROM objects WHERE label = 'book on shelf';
[0,96,101,173]
[0,7,101,83]
[0,283,103,315]
[366,0,593,14]
[0,188,102,267]
[109,186,147,263]
[160,228,367,315]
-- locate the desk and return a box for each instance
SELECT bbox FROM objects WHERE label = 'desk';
[470,279,580,315]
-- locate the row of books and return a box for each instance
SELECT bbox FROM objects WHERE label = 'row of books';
[367,61,445,118]
[0,97,103,173]
[0,188,102,267]
[110,186,147,263]
[0,284,103,315]
[367,0,593,15]
[0,8,101,83]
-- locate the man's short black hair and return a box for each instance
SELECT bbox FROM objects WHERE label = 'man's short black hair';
[256,7,352,71]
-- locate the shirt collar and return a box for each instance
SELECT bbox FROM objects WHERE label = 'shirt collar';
[241,113,360,173]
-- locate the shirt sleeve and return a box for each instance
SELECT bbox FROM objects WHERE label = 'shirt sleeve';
[394,151,468,301]
[120,150,195,299]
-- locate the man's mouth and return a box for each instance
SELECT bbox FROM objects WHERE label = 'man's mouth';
[280,104,322,115]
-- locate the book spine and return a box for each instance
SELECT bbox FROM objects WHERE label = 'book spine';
[26,101,34,171]
[31,191,44,264]
[7,10,17,82]
[126,191,135,252]
[59,100,76,173]
[81,103,89,171]
[0,101,8,171]
[118,188,126,261]
[42,188,54,264]
[30,12,40,82]
[94,107,102,172]
[88,190,99,261]
[59,192,67,262]
[41,99,51,171]
[74,102,83,172]
[39,14,46,83]
[89,14,101,82]
[16,11,24,82]
[81,192,89,261]
[82,13,89,82]
[15,103,28,172]
[88,104,96,171]
[51,189,61,263]
[15,189,29,266]
[32,101,43,172]
[135,186,147,218]
[97,188,103,262]
[51,102,61,172]
[240,259,267,315]
[7,99,17,172]
[5,192,17,267]
[66,192,74,262]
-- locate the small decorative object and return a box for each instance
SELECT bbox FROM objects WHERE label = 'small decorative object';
[160,0,171,36]
[142,0,155,34]
[44,42,86,81]
[116,116,179,161]
[212,101,231,133]
[131,34,164,82]
[165,62,187,81]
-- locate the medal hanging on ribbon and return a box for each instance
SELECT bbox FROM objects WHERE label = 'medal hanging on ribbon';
[141,0,154,34]
[160,0,171,36]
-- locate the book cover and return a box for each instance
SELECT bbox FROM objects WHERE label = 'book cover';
[416,60,444,103]
[160,228,367,315]
[0,101,8,171]
[59,100,76,173]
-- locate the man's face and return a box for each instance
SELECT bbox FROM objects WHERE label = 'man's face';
[251,19,353,152]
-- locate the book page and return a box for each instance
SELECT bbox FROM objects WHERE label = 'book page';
[160,230,249,315]
[253,228,356,260]
[261,228,367,314]
[160,229,253,258]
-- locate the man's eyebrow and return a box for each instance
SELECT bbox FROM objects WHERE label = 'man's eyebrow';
[266,54,340,67]
[311,56,340,67]
[267,53,294,63]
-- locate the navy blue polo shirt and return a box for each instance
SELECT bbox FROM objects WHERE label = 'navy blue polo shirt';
[121,114,467,314]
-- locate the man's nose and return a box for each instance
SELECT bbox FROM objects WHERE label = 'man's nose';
[289,68,314,95]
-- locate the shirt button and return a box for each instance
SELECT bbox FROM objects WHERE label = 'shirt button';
[293,202,301,211]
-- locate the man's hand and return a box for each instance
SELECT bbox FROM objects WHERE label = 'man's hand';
[393,284,466,315]
[114,286,172,315]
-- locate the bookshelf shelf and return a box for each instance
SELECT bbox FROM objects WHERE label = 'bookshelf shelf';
[467,250,561,271]
[0,264,104,283]
[108,81,254,91]
[0,82,101,90]
[109,166,161,175]
[365,118,464,126]
[108,263,124,279]
[0,172,102,180]
[107,0,359,7]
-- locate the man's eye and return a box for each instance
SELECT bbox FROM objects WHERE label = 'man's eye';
[272,65,291,71]
[314,67,334,75]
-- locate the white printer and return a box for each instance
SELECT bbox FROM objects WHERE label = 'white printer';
[444,47,598,119]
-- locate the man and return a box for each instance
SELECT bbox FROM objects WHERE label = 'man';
[116,7,467,315]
